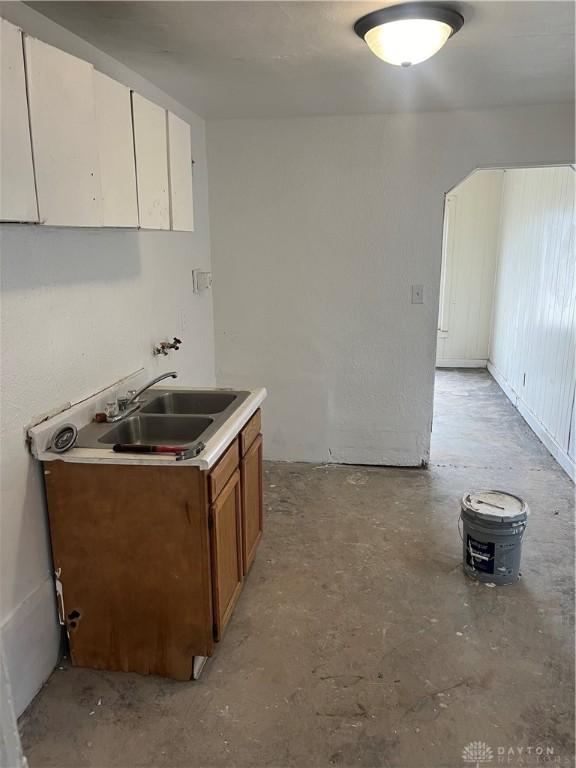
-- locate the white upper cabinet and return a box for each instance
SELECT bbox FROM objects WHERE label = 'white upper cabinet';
[0,19,38,222]
[3,28,195,232]
[167,111,194,232]
[24,35,101,227]
[93,71,138,228]
[132,93,169,230]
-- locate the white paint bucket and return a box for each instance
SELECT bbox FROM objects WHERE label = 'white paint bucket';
[460,490,529,585]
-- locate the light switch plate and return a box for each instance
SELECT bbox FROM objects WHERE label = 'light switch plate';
[192,269,212,293]
[411,285,424,304]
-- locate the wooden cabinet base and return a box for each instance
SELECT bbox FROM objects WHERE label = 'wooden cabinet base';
[210,470,243,640]
[42,411,264,681]
[44,462,214,680]
[241,434,263,574]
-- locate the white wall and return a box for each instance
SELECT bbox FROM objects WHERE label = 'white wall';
[207,105,574,465]
[0,645,25,768]
[0,4,214,716]
[489,166,575,478]
[436,170,504,367]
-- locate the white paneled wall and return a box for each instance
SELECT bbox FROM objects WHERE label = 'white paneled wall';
[489,166,575,477]
[436,170,504,367]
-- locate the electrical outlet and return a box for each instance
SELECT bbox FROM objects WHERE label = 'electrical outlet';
[411,285,424,304]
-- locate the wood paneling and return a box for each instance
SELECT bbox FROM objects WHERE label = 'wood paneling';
[0,19,38,222]
[241,434,263,574]
[490,166,575,476]
[210,470,243,640]
[43,461,213,680]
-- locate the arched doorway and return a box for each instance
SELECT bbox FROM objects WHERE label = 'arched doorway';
[432,165,575,479]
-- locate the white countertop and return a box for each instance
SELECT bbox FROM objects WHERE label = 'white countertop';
[28,375,266,470]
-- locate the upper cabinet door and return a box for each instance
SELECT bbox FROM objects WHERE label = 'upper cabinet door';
[24,36,101,227]
[0,19,38,222]
[167,112,194,232]
[93,71,138,228]
[132,93,169,230]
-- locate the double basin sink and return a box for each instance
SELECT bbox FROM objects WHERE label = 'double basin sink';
[76,389,250,450]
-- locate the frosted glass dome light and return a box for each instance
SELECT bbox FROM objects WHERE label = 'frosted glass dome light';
[354,3,464,67]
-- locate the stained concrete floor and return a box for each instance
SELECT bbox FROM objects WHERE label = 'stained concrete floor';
[20,369,575,768]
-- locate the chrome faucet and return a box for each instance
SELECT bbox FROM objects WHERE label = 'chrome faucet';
[126,371,178,406]
[104,372,178,423]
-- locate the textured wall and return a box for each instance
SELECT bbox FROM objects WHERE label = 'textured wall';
[208,105,575,465]
[436,170,504,367]
[0,5,214,715]
[489,166,575,476]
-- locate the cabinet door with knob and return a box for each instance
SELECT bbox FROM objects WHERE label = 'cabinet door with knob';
[241,434,263,574]
[210,469,243,640]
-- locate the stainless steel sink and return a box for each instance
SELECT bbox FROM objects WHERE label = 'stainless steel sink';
[75,388,252,451]
[98,416,213,446]
[142,391,238,415]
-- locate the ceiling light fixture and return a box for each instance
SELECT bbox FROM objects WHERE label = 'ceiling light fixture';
[354,3,464,67]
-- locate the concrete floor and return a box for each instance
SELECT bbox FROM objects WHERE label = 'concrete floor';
[20,369,575,767]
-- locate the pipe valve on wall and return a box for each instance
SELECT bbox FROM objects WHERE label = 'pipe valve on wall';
[153,337,182,356]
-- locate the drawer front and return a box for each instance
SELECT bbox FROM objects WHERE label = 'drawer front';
[240,409,261,456]
[209,439,239,501]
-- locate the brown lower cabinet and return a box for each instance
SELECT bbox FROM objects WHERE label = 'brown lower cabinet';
[43,409,263,681]
[210,469,243,641]
[241,434,263,574]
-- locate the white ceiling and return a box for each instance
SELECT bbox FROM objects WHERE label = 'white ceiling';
[28,1,575,119]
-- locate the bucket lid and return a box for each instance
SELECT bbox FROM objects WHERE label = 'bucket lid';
[461,490,528,523]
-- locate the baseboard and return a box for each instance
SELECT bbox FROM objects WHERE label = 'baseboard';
[1,577,61,717]
[487,362,518,405]
[515,398,576,480]
[488,362,575,481]
[436,359,488,368]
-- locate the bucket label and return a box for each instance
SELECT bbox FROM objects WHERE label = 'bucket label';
[466,535,495,574]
